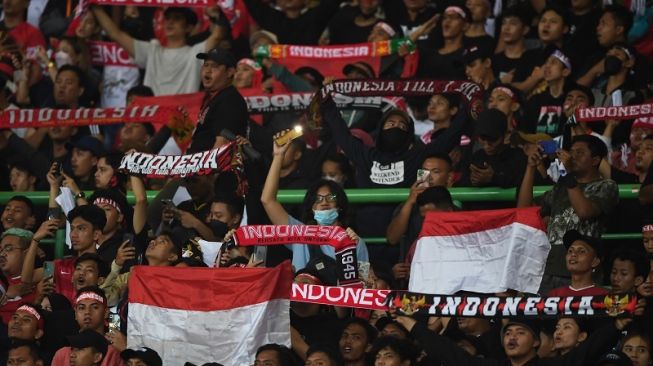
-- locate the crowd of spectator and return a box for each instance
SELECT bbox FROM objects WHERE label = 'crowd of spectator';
[0,0,653,365]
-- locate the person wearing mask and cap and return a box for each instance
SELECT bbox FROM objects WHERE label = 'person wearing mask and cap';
[416,4,471,80]
[458,108,526,189]
[120,347,162,366]
[318,85,464,238]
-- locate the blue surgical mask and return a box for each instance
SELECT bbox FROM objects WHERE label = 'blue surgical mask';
[313,208,338,225]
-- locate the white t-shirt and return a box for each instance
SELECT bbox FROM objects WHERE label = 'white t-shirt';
[101,65,140,108]
[134,39,206,96]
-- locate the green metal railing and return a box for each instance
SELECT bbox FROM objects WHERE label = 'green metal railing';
[0,184,642,256]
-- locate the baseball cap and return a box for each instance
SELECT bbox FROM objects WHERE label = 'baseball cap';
[501,318,541,341]
[563,229,603,258]
[463,44,493,65]
[163,7,198,26]
[196,48,237,68]
[596,350,632,366]
[249,29,278,49]
[342,61,375,79]
[65,136,105,157]
[475,109,508,140]
[121,347,162,366]
[67,330,109,356]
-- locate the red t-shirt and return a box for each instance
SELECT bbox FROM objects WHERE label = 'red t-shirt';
[0,275,37,324]
[548,285,609,297]
[8,22,46,57]
[55,257,77,304]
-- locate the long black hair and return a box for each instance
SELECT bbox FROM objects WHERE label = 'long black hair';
[301,179,351,227]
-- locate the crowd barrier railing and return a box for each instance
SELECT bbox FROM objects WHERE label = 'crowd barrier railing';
[0,184,642,257]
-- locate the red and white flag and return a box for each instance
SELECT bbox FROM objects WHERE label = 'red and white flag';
[409,207,550,295]
[127,263,292,366]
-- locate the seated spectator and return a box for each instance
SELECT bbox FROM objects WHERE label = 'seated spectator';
[525,50,572,137]
[7,304,45,343]
[72,253,109,296]
[323,0,382,45]
[463,44,496,90]
[339,318,377,366]
[486,84,523,137]
[65,135,105,193]
[0,0,46,56]
[464,0,494,49]
[416,5,471,80]
[518,135,618,294]
[609,248,650,293]
[369,336,418,366]
[9,161,38,192]
[253,343,297,366]
[7,340,45,366]
[421,92,461,145]
[458,109,526,188]
[620,330,652,366]
[552,318,590,356]
[51,287,122,366]
[94,152,127,193]
[382,0,438,49]
[54,205,106,302]
[2,195,36,231]
[205,195,244,241]
[492,7,537,84]
[88,189,130,264]
[305,343,343,366]
[261,131,368,271]
[320,153,355,188]
[120,347,162,366]
[548,230,607,296]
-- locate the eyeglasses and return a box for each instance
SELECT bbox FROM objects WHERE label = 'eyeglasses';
[0,245,19,254]
[315,194,337,203]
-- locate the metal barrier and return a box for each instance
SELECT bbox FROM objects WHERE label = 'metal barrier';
[0,184,642,257]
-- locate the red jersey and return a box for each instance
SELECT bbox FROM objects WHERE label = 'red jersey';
[8,22,46,57]
[548,285,609,297]
[55,257,77,304]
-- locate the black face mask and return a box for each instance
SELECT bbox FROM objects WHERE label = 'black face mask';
[379,128,410,152]
[209,220,229,239]
[604,55,623,76]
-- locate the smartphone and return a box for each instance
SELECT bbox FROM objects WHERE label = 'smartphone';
[539,140,559,155]
[108,312,121,331]
[43,261,55,278]
[122,233,134,248]
[416,169,429,188]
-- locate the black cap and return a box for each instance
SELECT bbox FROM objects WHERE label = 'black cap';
[196,48,237,68]
[342,61,375,78]
[597,350,632,366]
[463,44,493,65]
[475,109,508,140]
[65,136,105,157]
[563,230,603,258]
[67,330,109,356]
[67,205,107,231]
[164,7,198,26]
[121,347,162,366]
[501,318,541,341]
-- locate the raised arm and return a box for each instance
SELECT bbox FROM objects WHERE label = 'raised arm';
[386,182,425,245]
[260,131,292,225]
[90,5,135,57]
[130,174,147,235]
[517,149,541,207]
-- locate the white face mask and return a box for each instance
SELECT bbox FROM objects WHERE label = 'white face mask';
[54,51,73,67]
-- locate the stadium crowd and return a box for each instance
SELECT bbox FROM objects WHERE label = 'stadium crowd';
[0,0,653,364]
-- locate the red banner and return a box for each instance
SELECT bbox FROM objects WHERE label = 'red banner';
[233,225,356,251]
[576,102,653,122]
[88,41,136,67]
[88,0,215,7]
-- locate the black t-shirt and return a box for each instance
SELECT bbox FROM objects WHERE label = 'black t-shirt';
[383,3,440,48]
[416,47,465,79]
[290,311,342,350]
[188,86,248,154]
[491,49,538,83]
[327,6,378,44]
[524,89,566,136]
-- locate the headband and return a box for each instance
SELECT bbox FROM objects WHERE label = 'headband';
[445,6,467,19]
[643,224,653,233]
[493,86,517,101]
[551,50,572,70]
[93,197,121,214]
[75,292,106,306]
[16,305,44,329]
[237,58,262,71]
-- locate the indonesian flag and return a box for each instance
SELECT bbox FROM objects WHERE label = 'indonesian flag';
[409,207,550,295]
[127,262,292,366]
